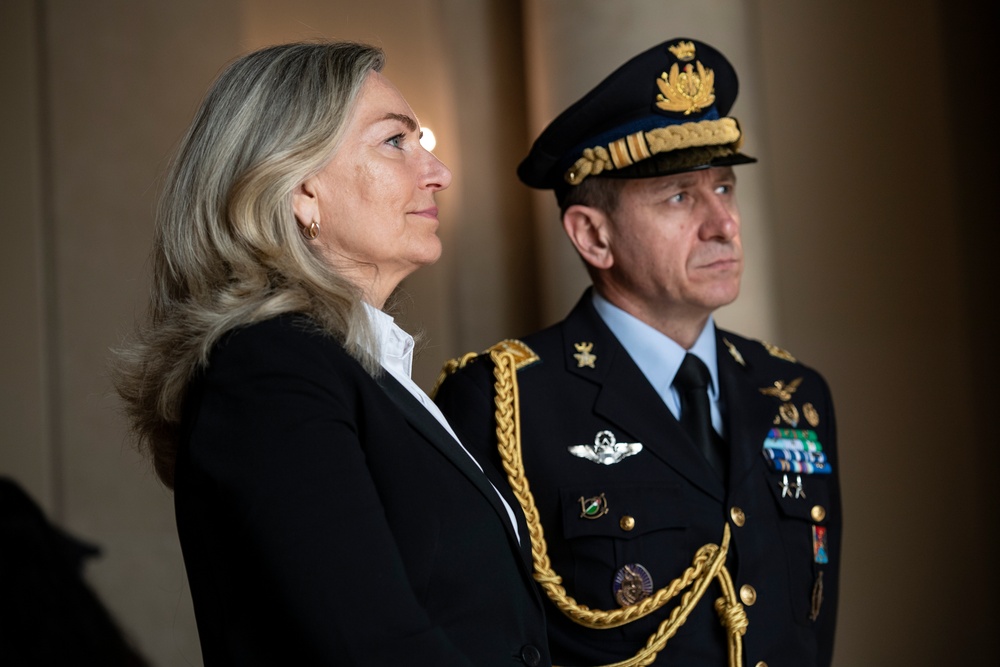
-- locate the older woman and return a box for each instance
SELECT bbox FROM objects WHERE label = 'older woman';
[114,42,549,666]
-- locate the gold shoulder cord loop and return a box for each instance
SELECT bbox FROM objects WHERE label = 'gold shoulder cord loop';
[489,348,747,667]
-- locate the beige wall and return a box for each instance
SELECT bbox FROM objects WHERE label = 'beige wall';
[1,0,994,665]
[756,2,997,663]
[1,0,51,514]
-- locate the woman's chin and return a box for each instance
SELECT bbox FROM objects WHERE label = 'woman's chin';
[414,238,444,267]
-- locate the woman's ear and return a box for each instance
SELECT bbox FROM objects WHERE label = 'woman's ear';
[291,178,320,228]
[563,205,614,270]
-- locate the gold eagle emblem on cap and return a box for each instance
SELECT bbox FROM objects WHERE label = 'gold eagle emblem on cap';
[656,60,716,115]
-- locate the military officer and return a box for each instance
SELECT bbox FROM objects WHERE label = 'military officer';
[434,38,840,667]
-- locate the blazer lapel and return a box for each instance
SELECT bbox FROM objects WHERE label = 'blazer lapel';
[375,372,529,559]
[477,448,536,571]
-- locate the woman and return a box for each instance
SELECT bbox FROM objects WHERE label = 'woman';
[113,41,549,666]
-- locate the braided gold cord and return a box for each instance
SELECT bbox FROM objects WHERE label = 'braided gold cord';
[565,118,743,186]
[489,348,746,666]
[567,147,614,184]
[644,118,741,154]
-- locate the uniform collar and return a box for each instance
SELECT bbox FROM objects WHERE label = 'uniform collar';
[591,290,720,401]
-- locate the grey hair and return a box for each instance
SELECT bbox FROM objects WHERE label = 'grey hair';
[113,41,385,488]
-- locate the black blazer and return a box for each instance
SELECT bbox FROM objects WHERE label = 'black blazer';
[436,293,841,667]
[174,314,550,666]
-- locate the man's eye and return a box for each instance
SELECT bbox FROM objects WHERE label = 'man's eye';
[386,133,404,148]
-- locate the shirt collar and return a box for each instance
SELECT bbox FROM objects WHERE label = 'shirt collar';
[362,302,414,379]
[591,291,720,399]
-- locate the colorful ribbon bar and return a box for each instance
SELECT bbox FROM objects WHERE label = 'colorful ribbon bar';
[763,436,823,453]
[768,428,819,441]
[763,456,832,475]
[763,448,828,465]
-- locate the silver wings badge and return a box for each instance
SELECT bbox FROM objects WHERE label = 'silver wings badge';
[568,430,643,465]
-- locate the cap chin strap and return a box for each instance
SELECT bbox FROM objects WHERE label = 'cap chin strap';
[488,346,747,667]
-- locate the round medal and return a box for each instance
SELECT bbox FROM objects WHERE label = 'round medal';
[612,563,654,607]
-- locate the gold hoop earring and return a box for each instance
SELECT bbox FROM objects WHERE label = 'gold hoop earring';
[303,220,319,240]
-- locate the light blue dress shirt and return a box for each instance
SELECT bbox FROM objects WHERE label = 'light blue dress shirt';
[591,291,725,438]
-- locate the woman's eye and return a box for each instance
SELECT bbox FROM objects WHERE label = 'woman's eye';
[386,133,405,149]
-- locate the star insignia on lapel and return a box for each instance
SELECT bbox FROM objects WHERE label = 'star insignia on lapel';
[573,342,597,368]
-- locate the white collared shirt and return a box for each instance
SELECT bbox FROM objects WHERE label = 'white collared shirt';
[363,303,520,542]
[592,292,725,437]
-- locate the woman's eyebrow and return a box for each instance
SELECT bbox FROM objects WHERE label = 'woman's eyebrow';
[379,112,417,132]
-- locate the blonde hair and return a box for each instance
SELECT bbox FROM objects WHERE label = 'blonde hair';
[113,41,386,488]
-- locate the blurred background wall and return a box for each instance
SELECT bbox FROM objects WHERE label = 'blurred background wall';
[1,0,996,664]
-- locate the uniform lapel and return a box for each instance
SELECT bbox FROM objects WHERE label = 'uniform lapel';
[716,332,775,489]
[563,295,725,501]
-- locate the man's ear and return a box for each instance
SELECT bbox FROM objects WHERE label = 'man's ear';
[291,177,320,228]
[563,204,613,270]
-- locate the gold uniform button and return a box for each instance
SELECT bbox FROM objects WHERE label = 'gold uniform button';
[740,584,757,606]
[811,505,827,522]
[619,515,635,531]
[755,662,768,667]
[730,506,746,527]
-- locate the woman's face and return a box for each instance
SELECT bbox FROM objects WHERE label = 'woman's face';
[294,71,451,307]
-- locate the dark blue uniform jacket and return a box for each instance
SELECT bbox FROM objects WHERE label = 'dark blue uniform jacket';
[435,294,840,667]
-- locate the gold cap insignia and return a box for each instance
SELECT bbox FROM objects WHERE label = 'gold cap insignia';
[656,60,716,115]
[668,40,696,61]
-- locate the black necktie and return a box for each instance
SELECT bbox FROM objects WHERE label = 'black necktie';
[674,353,727,480]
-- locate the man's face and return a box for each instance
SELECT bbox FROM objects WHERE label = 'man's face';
[602,166,743,327]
